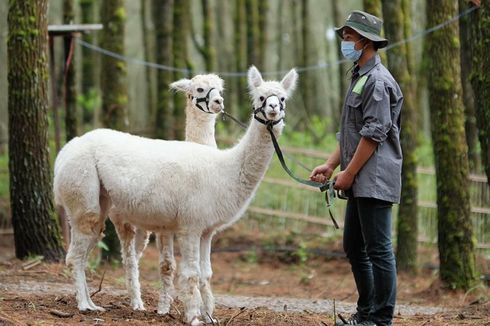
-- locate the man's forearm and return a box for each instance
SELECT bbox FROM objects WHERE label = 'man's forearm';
[326,145,341,169]
[344,137,378,176]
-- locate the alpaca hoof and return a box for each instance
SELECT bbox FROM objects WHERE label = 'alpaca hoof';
[131,301,145,311]
[79,303,105,312]
[189,316,202,326]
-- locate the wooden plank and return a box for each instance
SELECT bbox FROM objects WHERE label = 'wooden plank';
[48,24,103,35]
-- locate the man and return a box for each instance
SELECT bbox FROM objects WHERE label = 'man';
[310,11,403,326]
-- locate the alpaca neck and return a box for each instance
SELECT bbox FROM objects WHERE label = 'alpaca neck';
[229,117,284,194]
[185,98,217,147]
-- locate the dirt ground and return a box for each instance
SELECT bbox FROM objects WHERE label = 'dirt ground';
[0,229,489,326]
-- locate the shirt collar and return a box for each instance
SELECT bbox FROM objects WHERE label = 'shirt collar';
[357,54,381,76]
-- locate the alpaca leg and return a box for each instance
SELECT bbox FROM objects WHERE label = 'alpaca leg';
[66,213,105,311]
[156,231,176,315]
[176,232,202,326]
[200,231,216,323]
[134,228,151,261]
[113,219,145,310]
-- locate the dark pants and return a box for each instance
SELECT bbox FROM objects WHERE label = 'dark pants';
[343,197,397,326]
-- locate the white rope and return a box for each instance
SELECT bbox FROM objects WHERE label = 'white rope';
[77,5,478,78]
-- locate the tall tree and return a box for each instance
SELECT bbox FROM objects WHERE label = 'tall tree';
[471,0,490,183]
[245,0,259,67]
[192,0,216,72]
[100,0,129,259]
[425,0,478,289]
[257,0,269,69]
[382,0,418,272]
[331,0,348,125]
[141,0,155,128]
[63,0,78,142]
[172,0,192,140]
[154,0,174,139]
[233,0,248,121]
[100,0,128,132]
[80,0,97,125]
[459,0,480,172]
[363,0,382,17]
[8,0,65,261]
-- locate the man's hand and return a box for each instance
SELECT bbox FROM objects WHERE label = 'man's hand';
[333,170,355,190]
[310,164,334,183]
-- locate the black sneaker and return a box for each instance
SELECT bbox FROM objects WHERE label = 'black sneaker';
[335,313,376,325]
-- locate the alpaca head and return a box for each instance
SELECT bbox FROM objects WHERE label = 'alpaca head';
[170,74,225,114]
[247,66,298,124]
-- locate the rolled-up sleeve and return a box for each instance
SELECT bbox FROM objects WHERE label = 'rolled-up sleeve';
[359,79,392,143]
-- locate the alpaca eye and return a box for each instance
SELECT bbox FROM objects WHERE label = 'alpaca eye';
[197,88,204,92]
[259,96,265,101]
[281,97,285,102]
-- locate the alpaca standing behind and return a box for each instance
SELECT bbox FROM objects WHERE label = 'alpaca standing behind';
[53,66,297,325]
[110,74,224,312]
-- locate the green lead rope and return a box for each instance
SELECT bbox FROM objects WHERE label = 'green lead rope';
[266,123,340,229]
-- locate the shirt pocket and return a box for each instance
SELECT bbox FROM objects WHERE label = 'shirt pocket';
[346,93,363,127]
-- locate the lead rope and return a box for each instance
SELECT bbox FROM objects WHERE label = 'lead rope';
[265,122,340,229]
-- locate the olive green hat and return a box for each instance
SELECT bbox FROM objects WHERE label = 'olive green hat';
[335,10,388,49]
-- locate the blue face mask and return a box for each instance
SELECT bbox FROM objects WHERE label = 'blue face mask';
[341,40,363,62]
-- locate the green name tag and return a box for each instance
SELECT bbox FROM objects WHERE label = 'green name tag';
[352,75,368,95]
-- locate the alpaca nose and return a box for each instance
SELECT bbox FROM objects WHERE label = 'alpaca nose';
[269,103,278,109]
[214,98,222,105]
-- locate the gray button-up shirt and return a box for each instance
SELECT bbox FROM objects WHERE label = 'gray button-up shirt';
[338,54,403,203]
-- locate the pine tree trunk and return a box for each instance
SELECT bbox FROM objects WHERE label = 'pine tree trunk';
[471,1,490,183]
[201,0,216,72]
[257,0,268,69]
[300,0,314,117]
[8,0,65,262]
[154,0,174,139]
[100,0,129,260]
[363,0,382,17]
[332,0,348,126]
[63,0,77,142]
[80,0,96,126]
[100,0,128,132]
[459,0,480,172]
[172,0,192,140]
[382,0,418,273]
[141,0,155,129]
[425,0,478,289]
[234,0,248,121]
[245,0,259,67]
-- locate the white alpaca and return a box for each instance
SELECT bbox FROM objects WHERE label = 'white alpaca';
[112,74,224,313]
[53,66,297,325]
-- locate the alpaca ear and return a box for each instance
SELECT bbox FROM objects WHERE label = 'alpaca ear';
[169,79,192,93]
[281,68,298,96]
[248,65,263,90]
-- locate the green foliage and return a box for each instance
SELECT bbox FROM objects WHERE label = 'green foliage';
[77,89,100,125]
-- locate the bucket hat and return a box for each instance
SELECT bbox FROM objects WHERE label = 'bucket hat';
[335,10,388,48]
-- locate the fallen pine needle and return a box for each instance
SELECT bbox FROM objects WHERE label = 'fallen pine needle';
[90,269,106,298]
[49,309,74,318]
[225,307,246,326]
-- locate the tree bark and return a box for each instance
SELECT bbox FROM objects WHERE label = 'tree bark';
[80,0,97,125]
[100,0,129,260]
[332,0,348,125]
[154,0,174,139]
[382,0,418,273]
[172,0,192,140]
[63,0,77,142]
[8,0,65,261]
[471,0,490,183]
[141,0,155,129]
[425,0,478,289]
[100,0,128,132]
[200,0,216,72]
[257,0,269,69]
[234,0,248,121]
[245,0,259,67]
[459,0,480,172]
[363,0,382,17]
